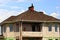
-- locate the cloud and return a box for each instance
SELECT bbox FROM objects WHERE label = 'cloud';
[12,0,40,2]
[9,6,22,9]
[15,0,25,2]
[0,0,41,4]
[0,0,18,5]
[0,9,18,23]
[56,6,60,9]
[0,0,10,4]
[42,11,47,14]
[0,0,40,4]
[50,12,58,17]
[50,12,60,19]
[0,9,27,23]
[40,11,60,19]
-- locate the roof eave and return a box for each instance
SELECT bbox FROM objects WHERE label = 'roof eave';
[1,20,60,25]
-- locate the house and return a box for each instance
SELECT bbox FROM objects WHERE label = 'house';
[0,4,60,40]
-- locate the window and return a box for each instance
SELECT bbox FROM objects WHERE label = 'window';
[9,24,13,32]
[55,24,58,32]
[36,24,42,32]
[32,25,35,31]
[49,39,52,40]
[39,24,42,32]
[16,26,19,32]
[32,23,42,32]
[37,25,40,31]
[48,24,52,31]
[4,26,6,33]
[16,23,19,32]
[1,26,3,33]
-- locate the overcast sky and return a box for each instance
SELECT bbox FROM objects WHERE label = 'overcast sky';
[0,0,60,34]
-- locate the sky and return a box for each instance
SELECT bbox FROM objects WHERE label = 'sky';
[0,0,60,34]
[0,0,60,23]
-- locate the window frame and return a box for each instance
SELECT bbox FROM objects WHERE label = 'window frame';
[48,24,52,31]
[32,23,41,32]
[15,23,19,32]
[4,25,6,33]
[55,23,58,32]
[1,26,3,33]
[9,24,14,32]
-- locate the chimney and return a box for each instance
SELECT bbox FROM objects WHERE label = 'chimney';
[28,4,34,11]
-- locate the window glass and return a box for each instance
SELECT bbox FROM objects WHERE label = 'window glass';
[16,26,19,32]
[32,23,42,32]
[9,24,13,32]
[48,24,52,31]
[1,26,3,33]
[16,23,19,32]
[4,25,6,33]
[55,23,58,32]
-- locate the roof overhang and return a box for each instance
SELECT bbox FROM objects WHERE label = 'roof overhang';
[0,20,60,25]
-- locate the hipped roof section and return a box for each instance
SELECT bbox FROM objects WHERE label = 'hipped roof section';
[1,10,60,25]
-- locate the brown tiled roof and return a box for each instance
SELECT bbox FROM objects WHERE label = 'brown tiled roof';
[1,16,17,23]
[17,10,59,21]
[5,16,16,21]
[1,10,60,24]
